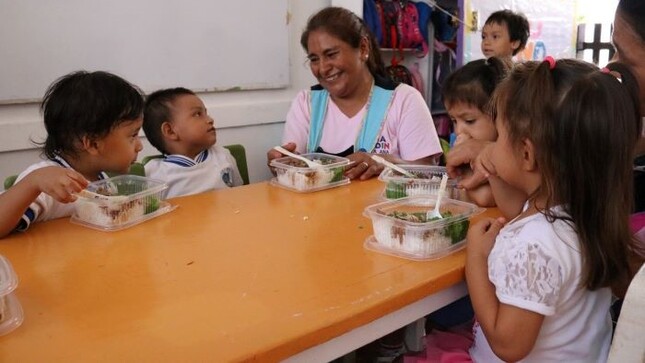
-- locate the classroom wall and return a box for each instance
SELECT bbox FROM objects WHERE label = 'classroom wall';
[0,0,330,184]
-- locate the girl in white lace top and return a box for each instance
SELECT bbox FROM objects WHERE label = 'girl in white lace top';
[461,58,642,362]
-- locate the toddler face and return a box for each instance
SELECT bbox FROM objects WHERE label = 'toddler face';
[169,94,217,155]
[447,101,497,144]
[481,21,519,59]
[98,118,144,174]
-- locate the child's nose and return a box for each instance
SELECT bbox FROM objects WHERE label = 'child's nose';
[135,138,143,152]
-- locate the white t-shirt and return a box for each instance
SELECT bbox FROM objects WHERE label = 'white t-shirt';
[145,145,243,199]
[14,156,108,231]
[282,83,441,160]
[470,208,612,362]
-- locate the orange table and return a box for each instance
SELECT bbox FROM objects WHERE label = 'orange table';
[0,179,497,362]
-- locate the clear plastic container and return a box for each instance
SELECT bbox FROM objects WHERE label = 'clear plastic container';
[270,153,351,192]
[0,255,24,336]
[378,165,459,200]
[363,196,484,260]
[71,175,174,231]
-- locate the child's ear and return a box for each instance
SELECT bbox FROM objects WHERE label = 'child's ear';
[520,138,537,171]
[511,40,521,52]
[161,121,179,141]
[81,135,101,156]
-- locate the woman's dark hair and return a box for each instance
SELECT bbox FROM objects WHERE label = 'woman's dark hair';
[606,61,643,135]
[300,6,386,78]
[143,87,196,155]
[485,10,530,55]
[493,58,638,290]
[39,71,143,159]
[442,56,510,112]
[617,0,645,43]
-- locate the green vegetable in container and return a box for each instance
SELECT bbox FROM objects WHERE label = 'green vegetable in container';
[145,197,160,214]
[385,181,407,199]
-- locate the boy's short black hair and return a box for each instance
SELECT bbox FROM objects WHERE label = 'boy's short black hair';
[485,10,530,55]
[143,87,196,155]
[40,71,144,159]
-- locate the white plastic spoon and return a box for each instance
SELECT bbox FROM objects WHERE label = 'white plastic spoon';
[273,146,323,169]
[371,155,416,178]
[427,173,448,220]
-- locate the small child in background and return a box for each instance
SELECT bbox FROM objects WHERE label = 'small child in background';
[442,56,510,207]
[481,9,530,60]
[0,71,145,238]
[143,88,242,199]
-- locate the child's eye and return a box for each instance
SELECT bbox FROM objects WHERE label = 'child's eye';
[308,56,319,64]
[465,119,476,125]
[327,51,339,59]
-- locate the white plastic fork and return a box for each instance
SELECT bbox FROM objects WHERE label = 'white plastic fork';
[370,155,416,178]
[273,146,323,169]
[427,174,448,220]
[76,189,127,203]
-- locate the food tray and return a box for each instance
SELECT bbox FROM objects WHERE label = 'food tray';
[270,153,350,192]
[378,165,459,199]
[363,196,484,260]
[71,175,174,231]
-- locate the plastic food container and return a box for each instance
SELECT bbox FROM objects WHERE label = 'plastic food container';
[378,165,459,200]
[270,153,351,192]
[71,175,174,231]
[0,255,24,336]
[363,196,484,260]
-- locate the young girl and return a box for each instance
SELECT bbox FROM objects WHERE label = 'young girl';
[466,59,640,361]
[0,71,144,238]
[442,57,509,207]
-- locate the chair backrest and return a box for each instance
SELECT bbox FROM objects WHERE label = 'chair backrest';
[223,144,249,185]
[4,174,18,191]
[141,144,249,185]
[607,263,645,363]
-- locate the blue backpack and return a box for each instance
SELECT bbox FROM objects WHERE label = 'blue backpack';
[363,0,383,45]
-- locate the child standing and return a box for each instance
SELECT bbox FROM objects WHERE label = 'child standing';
[481,10,530,60]
[0,71,145,238]
[466,59,640,361]
[442,57,509,207]
[143,88,242,199]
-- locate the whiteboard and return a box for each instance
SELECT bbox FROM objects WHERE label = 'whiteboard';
[0,0,289,103]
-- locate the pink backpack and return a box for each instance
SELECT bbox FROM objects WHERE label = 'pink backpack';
[397,0,428,57]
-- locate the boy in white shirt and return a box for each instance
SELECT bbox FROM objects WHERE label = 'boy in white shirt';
[142,88,243,199]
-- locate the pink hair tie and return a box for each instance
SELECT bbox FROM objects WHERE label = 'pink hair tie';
[544,56,556,70]
[601,67,611,74]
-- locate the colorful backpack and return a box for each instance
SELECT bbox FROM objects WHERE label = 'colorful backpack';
[398,0,428,57]
[363,0,383,45]
[385,54,413,86]
[379,0,400,49]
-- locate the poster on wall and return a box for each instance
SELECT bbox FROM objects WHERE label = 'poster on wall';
[463,0,577,63]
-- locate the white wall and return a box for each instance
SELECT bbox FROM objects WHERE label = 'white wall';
[0,0,330,184]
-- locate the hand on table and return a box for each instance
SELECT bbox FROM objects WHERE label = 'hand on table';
[344,152,384,180]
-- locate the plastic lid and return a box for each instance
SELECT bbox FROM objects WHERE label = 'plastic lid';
[0,293,25,336]
[0,255,18,297]
[378,165,458,185]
